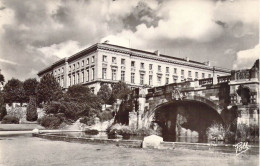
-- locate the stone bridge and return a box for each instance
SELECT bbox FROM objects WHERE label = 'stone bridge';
[125,61,259,142]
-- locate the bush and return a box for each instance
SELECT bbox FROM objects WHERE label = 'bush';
[1,115,19,124]
[84,129,99,135]
[107,124,133,136]
[79,116,96,126]
[0,106,7,121]
[26,96,38,121]
[38,115,63,129]
[98,110,114,122]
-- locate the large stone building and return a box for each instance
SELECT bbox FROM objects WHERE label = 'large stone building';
[37,43,230,93]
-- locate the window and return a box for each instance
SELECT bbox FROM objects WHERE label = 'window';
[149,75,153,85]
[195,72,198,78]
[166,67,169,73]
[91,68,95,80]
[173,78,177,83]
[202,73,205,78]
[73,74,75,85]
[121,71,125,81]
[188,71,191,77]
[69,66,71,72]
[86,69,89,82]
[131,61,135,67]
[140,63,144,69]
[166,77,169,84]
[121,59,125,65]
[102,68,107,79]
[92,56,95,63]
[77,62,80,69]
[68,75,71,86]
[73,64,75,70]
[112,57,116,64]
[103,55,107,62]
[131,73,135,83]
[140,74,144,85]
[158,65,161,72]
[157,76,161,85]
[174,68,177,74]
[82,60,84,67]
[62,67,64,73]
[112,69,117,80]
[77,72,80,83]
[58,69,60,74]
[87,58,89,65]
[181,69,184,76]
[208,74,211,78]
[149,64,153,70]
[82,71,84,83]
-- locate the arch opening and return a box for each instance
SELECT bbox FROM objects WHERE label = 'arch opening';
[151,100,225,143]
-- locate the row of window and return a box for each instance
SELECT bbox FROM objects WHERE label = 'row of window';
[69,56,95,72]
[103,56,211,78]
[101,68,211,86]
[54,67,64,75]
[68,68,95,86]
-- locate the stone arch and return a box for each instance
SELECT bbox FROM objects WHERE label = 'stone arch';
[146,98,225,142]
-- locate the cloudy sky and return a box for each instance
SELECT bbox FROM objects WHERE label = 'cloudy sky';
[0,0,258,81]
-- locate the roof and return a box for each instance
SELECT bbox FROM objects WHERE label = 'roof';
[38,43,231,76]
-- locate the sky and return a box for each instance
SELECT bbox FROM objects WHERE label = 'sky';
[0,0,259,81]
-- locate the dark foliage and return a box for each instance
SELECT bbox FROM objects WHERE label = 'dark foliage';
[98,110,114,122]
[111,81,131,102]
[0,74,4,83]
[79,116,96,126]
[0,106,7,121]
[23,78,39,97]
[3,78,26,104]
[97,84,112,105]
[36,74,63,103]
[1,115,19,124]
[84,129,99,135]
[38,114,63,129]
[26,96,38,121]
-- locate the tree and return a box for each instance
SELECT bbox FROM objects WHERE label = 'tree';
[111,81,131,102]
[36,74,63,103]
[26,96,38,121]
[3,78,26,105]
[97,84,112,107]
[0,74,5,83]
[24,78,39,97]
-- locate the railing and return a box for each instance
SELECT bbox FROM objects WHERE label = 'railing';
[217,75,231,84]
[198,78,213,86]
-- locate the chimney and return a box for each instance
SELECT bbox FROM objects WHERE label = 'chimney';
[185,57,189,62]
[204,61,210,66]
[154,50,160,56]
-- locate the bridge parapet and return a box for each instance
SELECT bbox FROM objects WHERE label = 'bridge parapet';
[217,75,231,84]
[199,78,213,86]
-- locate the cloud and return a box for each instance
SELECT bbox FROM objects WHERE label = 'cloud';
[0,0,258,81]
[0,58,17,65]
[233,44,259,69]
[38,40,86,59]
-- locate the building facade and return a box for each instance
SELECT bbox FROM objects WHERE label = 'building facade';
[37,43,230,94]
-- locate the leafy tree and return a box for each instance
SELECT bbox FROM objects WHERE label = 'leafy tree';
[26,96,38,121]
[111,81,131,102]
[97,84,112,107]
[0,74,4,83]
[36,74,63,103]
[3,78,26,105]
[24,78,39,97]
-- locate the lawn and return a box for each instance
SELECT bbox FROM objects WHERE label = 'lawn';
[0,135,258,166]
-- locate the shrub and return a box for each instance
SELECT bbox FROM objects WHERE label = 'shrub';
[98,110,114,122]
[1,115,19,124]
[0,106,7,121]
[38,115,63,129]
[84,129,99,135]
[26,96,38,121]
[79,116,96,126]
[107,124,133,136]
